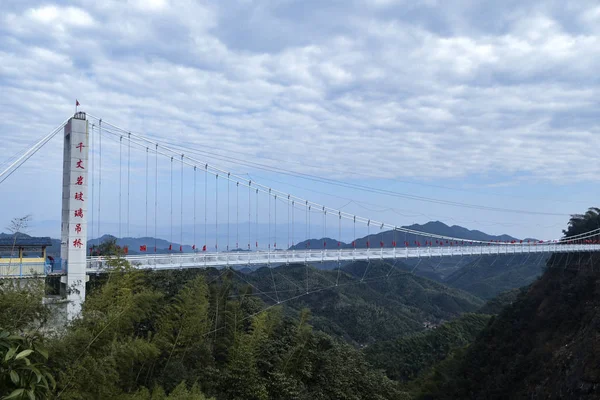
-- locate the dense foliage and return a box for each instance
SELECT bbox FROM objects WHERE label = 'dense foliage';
[247,262,484,345]
[412,261,600,399]
[0,330,55,400]
[441,254,544,299]
[477,288,523,314]
[364,313,490,382]
[563,207,600,237]
[2,258,413,399]
[3,209,600,399]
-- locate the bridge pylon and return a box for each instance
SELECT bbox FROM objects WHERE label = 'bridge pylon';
[60,112,89,319]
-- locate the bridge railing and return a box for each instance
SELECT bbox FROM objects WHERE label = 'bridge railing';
[85,244,600,272]
[0,262,46,277]
[0,258,68,278]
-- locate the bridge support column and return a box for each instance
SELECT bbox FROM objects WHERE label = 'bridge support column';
[60,112,89,319]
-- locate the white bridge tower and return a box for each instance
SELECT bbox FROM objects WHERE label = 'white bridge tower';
[60,112,89,318]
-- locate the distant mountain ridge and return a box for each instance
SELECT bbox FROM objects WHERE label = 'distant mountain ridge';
[292,220,532,250]
[0,232,61,256]
[404,221,522,242]
[2,220,536,256]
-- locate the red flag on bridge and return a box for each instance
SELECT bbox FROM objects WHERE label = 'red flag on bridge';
[140,245,147,252]
[202,245,207,251]
[76,99,80,107]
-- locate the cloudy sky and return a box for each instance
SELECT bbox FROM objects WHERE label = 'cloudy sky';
[1,0,599,242]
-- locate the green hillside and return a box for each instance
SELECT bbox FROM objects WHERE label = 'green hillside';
[413,258,600,399]
[214,261,484,344]
[364,313,490,381]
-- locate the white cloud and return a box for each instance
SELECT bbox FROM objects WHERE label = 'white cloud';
[1,0,600,194]
[25,5,95,27]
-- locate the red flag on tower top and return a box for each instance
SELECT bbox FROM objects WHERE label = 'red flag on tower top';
[76,99,80,106]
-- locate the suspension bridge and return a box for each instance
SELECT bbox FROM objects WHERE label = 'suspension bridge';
[2,112,600,317]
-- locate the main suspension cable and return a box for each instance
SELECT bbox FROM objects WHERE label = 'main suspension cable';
[0,118,68,185]
[91,118,600,246]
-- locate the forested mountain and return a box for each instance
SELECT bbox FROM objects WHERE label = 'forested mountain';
[405,208,600,398]
[286,221,550,300]
[437,253,547,298]
[6,263,408,399]
[3,210,599,399]
[413,256,600,399]
[364,313,491,382]
[116,261,483,346]
[1,248,488,399]
[246,262,484,344]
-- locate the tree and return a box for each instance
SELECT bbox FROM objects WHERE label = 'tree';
[563,207,600,238]
[0,330,55,400]
[154,275,212,390]
[0,279,49,333]
[120,381,213,399]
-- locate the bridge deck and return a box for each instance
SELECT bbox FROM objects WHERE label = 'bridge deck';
[2,244,597,277]
[86,244,600,272]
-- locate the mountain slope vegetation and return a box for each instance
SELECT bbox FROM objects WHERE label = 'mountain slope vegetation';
[233,261,484,344]
[415,258,600,399]
[364,313,490,382]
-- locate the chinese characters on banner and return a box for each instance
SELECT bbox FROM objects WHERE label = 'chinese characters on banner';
[73,142,87,247]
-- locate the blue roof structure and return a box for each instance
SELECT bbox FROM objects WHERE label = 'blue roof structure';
[0,236,53,248]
